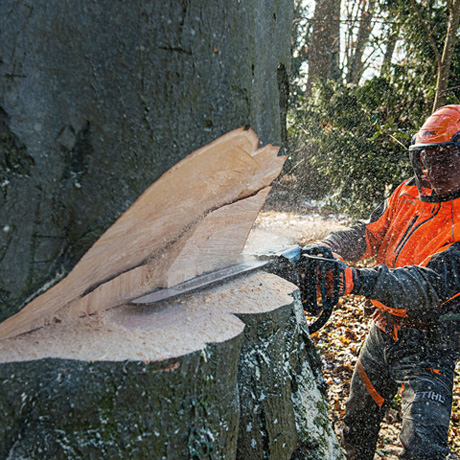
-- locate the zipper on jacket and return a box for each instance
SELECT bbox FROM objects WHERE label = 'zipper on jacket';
[393,203,441,265]
[393,214,419,257]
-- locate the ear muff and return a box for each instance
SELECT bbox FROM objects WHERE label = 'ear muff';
[451,131,460,143]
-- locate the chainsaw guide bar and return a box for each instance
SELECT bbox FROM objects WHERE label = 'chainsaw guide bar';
[131,258,270,306]
[131,245,342,334]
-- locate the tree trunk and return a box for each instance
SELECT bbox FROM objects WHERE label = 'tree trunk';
[346,0,377,85]
[0,272,344,460]
[433,0,460,110]
[0,2,345,459]
[0,0,293,322]
[380,23,399,77]
[306,0,342,97]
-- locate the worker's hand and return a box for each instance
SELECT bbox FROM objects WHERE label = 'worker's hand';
[338,260,356,296]
[301,243,355,299]
[316,258,356,298]
[301,242,334,259]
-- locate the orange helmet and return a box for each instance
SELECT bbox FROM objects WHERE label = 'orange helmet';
[409,105,460,202]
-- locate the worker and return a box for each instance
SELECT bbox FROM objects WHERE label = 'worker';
[303,105,460,459]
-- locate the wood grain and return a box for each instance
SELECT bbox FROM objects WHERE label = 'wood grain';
[0,128,285,339]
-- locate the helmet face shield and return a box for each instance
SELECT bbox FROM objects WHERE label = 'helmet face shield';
[410,105,460,202]
[409,144,460,201]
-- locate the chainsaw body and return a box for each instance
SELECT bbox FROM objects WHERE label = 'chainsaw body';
[264,247,344,333]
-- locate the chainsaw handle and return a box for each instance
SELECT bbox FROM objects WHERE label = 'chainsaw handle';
[307,300,334,333]
[263,248,343,334]
[298,255,344,334]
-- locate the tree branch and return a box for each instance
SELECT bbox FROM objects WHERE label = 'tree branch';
[408,0,441,66]
[433,0,460,109]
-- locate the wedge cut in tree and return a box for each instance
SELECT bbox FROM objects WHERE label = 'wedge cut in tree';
[0,128,285,340]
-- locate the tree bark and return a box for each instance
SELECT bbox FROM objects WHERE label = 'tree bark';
[0,273,344,460]
[0,0,293,323]
[433,0,460,110]
[306,0,342,97]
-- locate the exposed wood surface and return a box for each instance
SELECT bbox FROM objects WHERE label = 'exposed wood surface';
[0,272,294,363]
[62,188,271,320]
[0,271,343,460]
[0,128,285,340]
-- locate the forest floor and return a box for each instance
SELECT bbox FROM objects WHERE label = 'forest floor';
[248,204,460,460]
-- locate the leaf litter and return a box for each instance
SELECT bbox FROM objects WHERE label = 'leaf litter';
[250,209,460,460]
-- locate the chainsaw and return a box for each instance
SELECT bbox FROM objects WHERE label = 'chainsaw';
[132,245,344,334]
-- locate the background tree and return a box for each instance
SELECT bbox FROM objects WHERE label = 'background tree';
[380,16,400,77]
[305,0,342,96]
[290,0,313,104]
[344,0,377,85]
[287,0,460,217]
[413,0,460,110]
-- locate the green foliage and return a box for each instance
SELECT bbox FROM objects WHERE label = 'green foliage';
[287,0,460,218]
[288,77,419,217]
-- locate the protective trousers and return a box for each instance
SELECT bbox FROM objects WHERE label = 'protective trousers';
[342,324,456,460]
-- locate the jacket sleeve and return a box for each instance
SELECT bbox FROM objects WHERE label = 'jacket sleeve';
[353,242,460,321]
[323,199,389,263]
[323,181,412,262]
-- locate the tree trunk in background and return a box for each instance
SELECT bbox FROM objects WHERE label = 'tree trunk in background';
[346,0,376,85]
[0,0,292,323]
[433,0,460,110]
[380,23,399,77]
[306,0,342,97]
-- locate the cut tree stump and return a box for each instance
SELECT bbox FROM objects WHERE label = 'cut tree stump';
[0,272,343,459]
[0,130,344,459]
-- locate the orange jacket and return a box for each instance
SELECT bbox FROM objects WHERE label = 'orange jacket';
[324,178,460,338]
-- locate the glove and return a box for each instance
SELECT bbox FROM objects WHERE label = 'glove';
[301,242,334,259]
[337,259,356,296]
[302,242,356,297]
[316,258,356,298]
[302,242,358,296]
